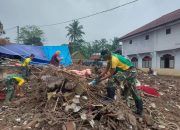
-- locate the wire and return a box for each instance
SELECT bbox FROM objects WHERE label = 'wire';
[4,26,17,31]
[0,26,16,36]
[38,0,138,28]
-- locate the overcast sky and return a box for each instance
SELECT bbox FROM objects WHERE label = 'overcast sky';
[0,0,180,45]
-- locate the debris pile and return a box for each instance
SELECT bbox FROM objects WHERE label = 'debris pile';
[0,66,179,130]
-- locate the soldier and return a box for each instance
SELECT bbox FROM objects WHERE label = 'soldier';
[4,75,26,104]
[89,49,143,115]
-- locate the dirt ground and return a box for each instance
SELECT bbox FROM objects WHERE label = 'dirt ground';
[0,65,179,130]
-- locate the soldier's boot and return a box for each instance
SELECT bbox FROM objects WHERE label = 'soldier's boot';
[135,99,143,116]
[106,87,115,100]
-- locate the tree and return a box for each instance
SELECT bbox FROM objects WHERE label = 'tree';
[91,38,112,53]
[0,21,5,36]
[66,20,85,43]
[18,25,44,45]
[111,37,120,50]
[111,37,122,53]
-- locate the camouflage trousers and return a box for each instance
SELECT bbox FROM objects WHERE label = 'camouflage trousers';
[107,68,141,101]
[5,78,16,102]
[107,68,143,114]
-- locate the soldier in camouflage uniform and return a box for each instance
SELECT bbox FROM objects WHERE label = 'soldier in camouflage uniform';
[90,49,143,115]
[4,74,26,104]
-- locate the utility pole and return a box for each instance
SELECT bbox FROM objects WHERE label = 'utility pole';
[17,26,19,43]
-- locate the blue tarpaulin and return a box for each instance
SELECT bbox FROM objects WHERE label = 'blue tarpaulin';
[0,44,72,66]
[0,44,48,63]
[43,45,72,66]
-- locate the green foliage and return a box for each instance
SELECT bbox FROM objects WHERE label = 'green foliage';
[66,20,85,42]
[18,25,44,45]
[70,38,119,59]
[111,37,120,51]
[91,38,112,53]
[70,39,90,59]
[0,21,5,36]
[65,21,121,59]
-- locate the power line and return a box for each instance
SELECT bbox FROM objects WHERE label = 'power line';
[4,26,17,31]
[0,26,17,36]
[38,0,138,28]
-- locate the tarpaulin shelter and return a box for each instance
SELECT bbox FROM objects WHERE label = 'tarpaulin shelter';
[0,43,72,66]
[0,44,48,63]
[43,45,72,66]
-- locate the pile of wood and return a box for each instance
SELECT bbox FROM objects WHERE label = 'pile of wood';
[0,65,179,130]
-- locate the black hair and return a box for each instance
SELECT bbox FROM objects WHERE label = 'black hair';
[100,49,111,57]
[30,54,35,57]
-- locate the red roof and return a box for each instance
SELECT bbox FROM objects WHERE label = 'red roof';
[120,9,180,40]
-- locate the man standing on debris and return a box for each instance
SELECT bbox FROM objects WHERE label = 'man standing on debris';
[89,49,143,115]
[148,68,154,75]
[21,54,35,78]
[50,51,62,67]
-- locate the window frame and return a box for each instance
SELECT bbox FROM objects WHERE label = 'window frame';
[145,35,149,40]
[166,28,171,35]
[142,56,152,68]
[131,57,138,68]
[160,54,174,69]
[129,40,132,44]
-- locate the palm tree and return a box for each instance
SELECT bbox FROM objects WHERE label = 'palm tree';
[66,20,85,43]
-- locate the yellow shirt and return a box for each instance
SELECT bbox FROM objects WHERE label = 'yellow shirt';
[109,53,133,72]
[22,58,31,67]
[13,77,25,86]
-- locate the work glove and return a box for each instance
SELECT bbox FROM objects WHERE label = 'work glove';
[88,77,100,87]
[47,91,57,100]
[88,79,97,87]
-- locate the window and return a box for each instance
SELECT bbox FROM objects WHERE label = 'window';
[129,40,132,44]
[131,57,138,68]
[145,35,149,40]
[142,56,152,68]
[160,54,174,68]
[166,28,171,35]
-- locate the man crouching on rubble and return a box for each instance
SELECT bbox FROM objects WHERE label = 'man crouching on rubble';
[3,75,26,104]
[89,49,143,115]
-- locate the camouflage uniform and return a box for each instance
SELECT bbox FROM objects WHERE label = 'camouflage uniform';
[107,68,143,114]
[4,78,16,102]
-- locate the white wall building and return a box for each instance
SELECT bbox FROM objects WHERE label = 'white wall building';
[120,9,180,76]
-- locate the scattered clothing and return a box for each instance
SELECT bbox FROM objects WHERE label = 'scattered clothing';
[70,69,92,77]
[136,85,160,97]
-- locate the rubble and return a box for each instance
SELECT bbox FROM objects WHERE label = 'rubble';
[0,65,180,130]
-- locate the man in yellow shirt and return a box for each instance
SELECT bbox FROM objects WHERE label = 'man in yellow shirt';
[21,54,35,78]
[4,75,26,103]
[13,76,25,97]
[89,49,143,115]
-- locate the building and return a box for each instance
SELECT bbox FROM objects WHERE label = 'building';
[120,9,180,76]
